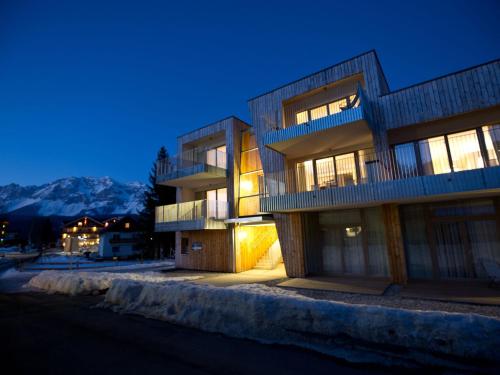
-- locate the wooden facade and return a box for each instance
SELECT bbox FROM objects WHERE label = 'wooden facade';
[157,50,500,284]
[249,51,500,284]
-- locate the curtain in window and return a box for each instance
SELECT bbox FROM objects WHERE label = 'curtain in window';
[335,153,357,186]
[310,105,328,121]
[365,208,389,276]
[447,130,484,171]
[400,205,434,278]
[482,124,500,166]
[419,136,451,175]
[315,157,335,188]
[296,160,315,192]
[467,220,500,278]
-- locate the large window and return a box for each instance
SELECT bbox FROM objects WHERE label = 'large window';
[206,145,227,169]
[294,93,359,125]
[395,125,500,177]
[239,130,264,216]
[295,148,374,192]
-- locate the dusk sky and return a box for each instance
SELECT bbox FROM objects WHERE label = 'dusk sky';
[1,0,499,186]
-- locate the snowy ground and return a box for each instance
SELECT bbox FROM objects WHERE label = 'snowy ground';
[27,270,202,295]
[24,270,500,369]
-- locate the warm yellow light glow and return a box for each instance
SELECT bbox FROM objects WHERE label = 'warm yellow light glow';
[92,226,97,232]
[124,222,130,229]
[78,222,83,227]
[62,233,68,239]
[73,226,77,233]
[238,230,248,240]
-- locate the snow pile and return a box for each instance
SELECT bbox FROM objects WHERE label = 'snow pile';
[27,270,201,296]
[103,281,500,367]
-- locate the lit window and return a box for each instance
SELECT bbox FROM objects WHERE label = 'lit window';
[349,94,360,108]
[78,222,83,227]
[447,130,483,172]
[92,226,97,232]
[328,98,347,115]
[315,157,335,188]
[73,226,77,233]
[482,124,500,166]
[296,111,308,125]
[124,222,130,229]
[419,136,451,175]
[310,105,328,121]
[296,160,315,192]
[335,153,357,186]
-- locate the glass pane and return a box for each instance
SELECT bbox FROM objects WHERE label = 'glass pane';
[482,124,500,166]
[216,145,226,169]
[349,94,360,108]
[217,188,227,202]
[400,204,433,279]
[447,130,484,171]
[241,131,257,151]
[358,148,378,183]
[394,143,418,179]
[435,222,469,278]
[241,149,262,173]
[239,172,260,197]
[467,220,500,278]
[419,136,451,175]
[206,149,216,167]
[328,98,347,115]
[315,157,335,189]
[310,105,328,121]
[296,111,308,125]
[296,160,315,192]
[335,153,357,186]
[239,196,260,216]
[365,207,389,276]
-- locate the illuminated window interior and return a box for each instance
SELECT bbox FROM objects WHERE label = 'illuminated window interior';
[239,129,263,216]
[294,93,359,126]
[78,222,83,227]
[124,222,130,229]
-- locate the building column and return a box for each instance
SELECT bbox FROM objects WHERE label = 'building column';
[274,212,306,278]
[382,204,408,285]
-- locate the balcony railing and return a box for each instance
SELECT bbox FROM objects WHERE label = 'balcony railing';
[155,199,229,224]
[157,149,227,177]
[259,129,500,199]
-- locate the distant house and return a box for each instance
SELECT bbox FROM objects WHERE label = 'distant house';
[98,216,142,259]
[62,216,104,252]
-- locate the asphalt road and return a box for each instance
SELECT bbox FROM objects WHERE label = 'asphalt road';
[0,292,408,375]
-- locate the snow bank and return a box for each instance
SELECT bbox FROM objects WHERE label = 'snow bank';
[103,281,500,367]
[27,270,200,296]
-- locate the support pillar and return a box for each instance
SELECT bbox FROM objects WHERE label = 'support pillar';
[382,204,408,285]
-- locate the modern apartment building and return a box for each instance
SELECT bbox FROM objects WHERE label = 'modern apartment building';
[157,50,500,284]
[155,117,281,272]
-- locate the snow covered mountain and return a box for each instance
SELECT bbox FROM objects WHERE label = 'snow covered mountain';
[0,177,146,217]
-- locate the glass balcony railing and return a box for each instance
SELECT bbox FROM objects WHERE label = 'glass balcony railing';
[156,149,227,177]
[155,199,229,224]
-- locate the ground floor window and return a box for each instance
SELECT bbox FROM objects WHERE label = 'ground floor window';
[400,198,500,279]
[304,207,389,277]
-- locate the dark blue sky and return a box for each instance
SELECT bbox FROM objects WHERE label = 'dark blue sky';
[1,0,499,186]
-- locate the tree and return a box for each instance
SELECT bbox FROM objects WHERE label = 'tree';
[139,146,176,258]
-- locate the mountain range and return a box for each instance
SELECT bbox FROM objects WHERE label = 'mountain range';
[0,177,146,217]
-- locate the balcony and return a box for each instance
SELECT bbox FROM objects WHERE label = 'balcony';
[156,149,227,188]
[155,199,228,232]
[259,147,500,213]
[263,87,374,159]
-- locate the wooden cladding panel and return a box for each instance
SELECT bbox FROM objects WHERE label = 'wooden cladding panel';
[273,212,306,277]
[176,230,231,272]
[236,225,278,272]
[382,204,407,284]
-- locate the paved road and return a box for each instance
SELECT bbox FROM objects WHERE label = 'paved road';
[0,292,407,375]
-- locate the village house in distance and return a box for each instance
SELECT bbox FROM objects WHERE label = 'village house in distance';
[62,216,142,259]
[155,50,500,286]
